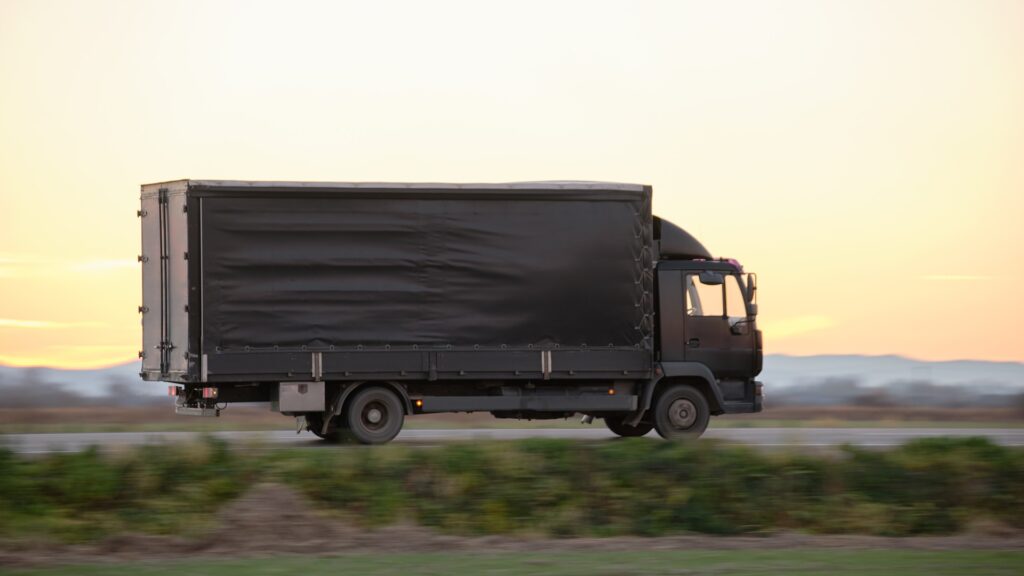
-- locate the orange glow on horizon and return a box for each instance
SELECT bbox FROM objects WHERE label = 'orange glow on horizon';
[0,353,140,371]
[1,0,1022,368]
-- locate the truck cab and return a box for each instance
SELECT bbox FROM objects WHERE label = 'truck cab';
[603,218,763,439]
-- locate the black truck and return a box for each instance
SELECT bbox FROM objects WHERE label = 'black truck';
[139,180,762,443]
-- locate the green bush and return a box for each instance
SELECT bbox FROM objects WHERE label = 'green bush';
[0,436,1020,541]
[0,438,256,541]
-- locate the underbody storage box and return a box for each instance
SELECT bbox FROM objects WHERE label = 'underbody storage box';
[272,382,326,412]
[139,180,654,384]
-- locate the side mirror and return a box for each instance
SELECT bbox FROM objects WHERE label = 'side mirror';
[698,271,724,286]
[730,319,750,335]
[748,303,758,317]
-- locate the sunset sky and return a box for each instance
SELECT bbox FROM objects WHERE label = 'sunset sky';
[1,0,1022,368]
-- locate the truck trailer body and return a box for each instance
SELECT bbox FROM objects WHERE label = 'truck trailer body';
[139,180,762,443]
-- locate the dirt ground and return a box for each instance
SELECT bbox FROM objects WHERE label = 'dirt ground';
[2,484,1021,568]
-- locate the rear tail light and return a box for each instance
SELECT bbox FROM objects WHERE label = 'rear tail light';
[202,387,219,399]
[167,386,179,397]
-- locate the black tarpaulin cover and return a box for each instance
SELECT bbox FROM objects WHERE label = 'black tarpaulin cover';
[198,184,652,353]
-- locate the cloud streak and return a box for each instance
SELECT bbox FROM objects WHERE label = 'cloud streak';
[0,318,104,329]
[69,259,137,272]
[0,256,137,277]
[921,275,992,281]
[761,315,836,339]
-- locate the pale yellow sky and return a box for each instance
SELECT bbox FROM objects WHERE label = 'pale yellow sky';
[1,0,1022,368]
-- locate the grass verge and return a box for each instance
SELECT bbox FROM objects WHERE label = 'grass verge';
[6,550,1024,576]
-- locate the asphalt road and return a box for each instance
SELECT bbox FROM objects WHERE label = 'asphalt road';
[2,427,1022,454]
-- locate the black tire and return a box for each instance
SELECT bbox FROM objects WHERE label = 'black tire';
[653,384,710,440]
[604,415,654,437]
[305,413,329,439]
[344,386,405,445]
[305,413,348,443]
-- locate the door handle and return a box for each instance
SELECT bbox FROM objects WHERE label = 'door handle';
[687,338,701,348]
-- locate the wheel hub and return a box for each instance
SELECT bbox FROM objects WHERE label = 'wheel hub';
[366,407,383,424]
[668,398,697,429]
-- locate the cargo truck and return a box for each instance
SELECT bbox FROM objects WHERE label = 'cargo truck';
[139,180,763,443]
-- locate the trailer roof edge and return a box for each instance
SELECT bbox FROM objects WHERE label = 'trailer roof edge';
[148,179,649,193]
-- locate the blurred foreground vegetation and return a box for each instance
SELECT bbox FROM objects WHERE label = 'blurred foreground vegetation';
[0,437,1021,542]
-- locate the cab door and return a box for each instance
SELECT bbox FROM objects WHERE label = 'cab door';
[682,272,756,379]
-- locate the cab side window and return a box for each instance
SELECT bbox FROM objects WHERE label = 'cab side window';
[686,275,724,317]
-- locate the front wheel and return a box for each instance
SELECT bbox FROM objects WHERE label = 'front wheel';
[653,384,710,440]
[344,386,405,445]
[604,416,654,437]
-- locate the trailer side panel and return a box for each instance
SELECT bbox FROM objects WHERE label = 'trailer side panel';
[199,188,651,353]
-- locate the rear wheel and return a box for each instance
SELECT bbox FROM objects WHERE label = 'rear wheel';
[305,413,347,442]
[344,386,405,445]
[604,416,654,437]
[653,384,710,440]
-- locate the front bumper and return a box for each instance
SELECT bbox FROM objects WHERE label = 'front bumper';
[720,380,763,414]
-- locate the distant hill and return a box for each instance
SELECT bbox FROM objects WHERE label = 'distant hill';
[764,354,1024,391]
[762,355,1024,408]
[0,355,1021,408]
[0,362,159,400]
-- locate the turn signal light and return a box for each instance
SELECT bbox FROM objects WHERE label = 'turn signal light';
[608,388,616,395]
